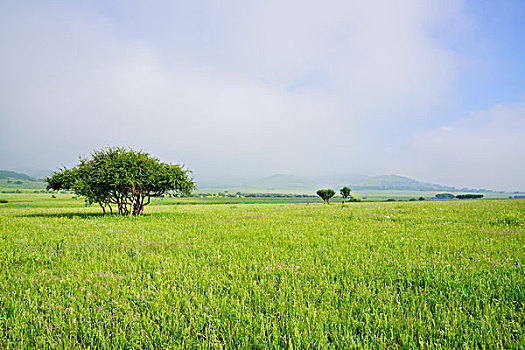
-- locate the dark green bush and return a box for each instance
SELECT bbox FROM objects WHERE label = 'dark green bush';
[456,194,484,199]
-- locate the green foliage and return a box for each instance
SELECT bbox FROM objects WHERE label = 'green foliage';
[340,186,351,203]
[316,189,336,204]
[435,193,456,199]
[456,194,484,199]
[45,147,195,216]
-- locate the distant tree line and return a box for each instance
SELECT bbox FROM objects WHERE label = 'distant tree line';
[435,193,456,199]
[192,193,319,198]
[1,189,22,194]
[435,193,484,200]
[237,193,316,198]
[456,194,484,200]
[6,180,24,185]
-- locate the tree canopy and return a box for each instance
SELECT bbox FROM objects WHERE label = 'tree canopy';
[340,186,351,203]
[316,189,335,204]
[456,194,484,200]
[46,147,195,216]
[435,193,455,200]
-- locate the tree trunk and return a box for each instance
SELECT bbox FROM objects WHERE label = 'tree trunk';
[99,202,106,216]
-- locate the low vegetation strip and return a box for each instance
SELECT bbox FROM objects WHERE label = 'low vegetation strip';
[1,198,524,348]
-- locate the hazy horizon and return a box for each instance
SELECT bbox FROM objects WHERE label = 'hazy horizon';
[1,1,524,191]
[3,167,521,194]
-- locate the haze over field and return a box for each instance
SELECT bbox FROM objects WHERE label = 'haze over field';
[1,1,524,191]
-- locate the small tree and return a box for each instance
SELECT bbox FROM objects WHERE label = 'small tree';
[46,147,195,216]
[316,189,335,204]
[340,186,351,203]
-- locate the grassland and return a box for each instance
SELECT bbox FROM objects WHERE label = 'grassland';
[0,178,45,190]
[1,193,524,349]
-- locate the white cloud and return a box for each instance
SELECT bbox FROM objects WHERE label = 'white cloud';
[390,101,525,191]
[9,0,517,189]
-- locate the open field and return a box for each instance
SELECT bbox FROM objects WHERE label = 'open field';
[1,188,518,208]
[0,178,45,190]
[1,195,524,348]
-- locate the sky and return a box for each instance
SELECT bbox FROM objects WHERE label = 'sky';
[1,0,524,191]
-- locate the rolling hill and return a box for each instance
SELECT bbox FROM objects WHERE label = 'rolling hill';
[0,170,45,189]
[218,174,465,193]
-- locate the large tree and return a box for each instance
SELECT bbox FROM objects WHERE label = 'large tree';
[46,147,195,216]
[316,189,335,204]
[340,186,351,203]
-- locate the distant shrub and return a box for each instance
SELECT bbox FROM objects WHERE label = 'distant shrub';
[0,199,7,203]
[2,190,21,194]
[418,197,425,201]
[386,198,396,202]
[7,180,23,185]
[456,194,484,200]
[51,195,56,198]
[435,193,455,199]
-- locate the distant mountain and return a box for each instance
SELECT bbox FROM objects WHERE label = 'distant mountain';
[222,174,462,193]
[0,170,38,181]
[0,170,45,189]
[330,174,459,192]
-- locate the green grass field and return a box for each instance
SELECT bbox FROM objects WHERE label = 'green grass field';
[1,194,524,349]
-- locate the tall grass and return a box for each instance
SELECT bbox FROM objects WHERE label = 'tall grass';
[1,198,524,348]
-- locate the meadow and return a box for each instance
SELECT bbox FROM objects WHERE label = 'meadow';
[1,194,524,349]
